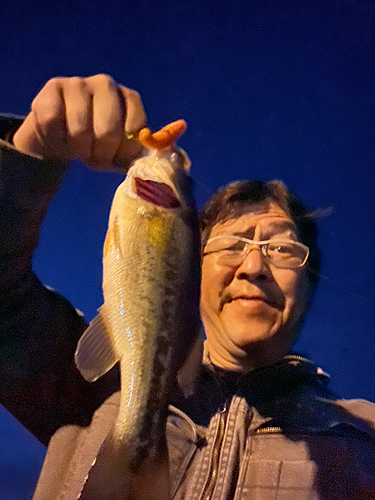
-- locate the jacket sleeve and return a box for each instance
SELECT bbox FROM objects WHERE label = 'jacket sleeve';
[0,115,119,446]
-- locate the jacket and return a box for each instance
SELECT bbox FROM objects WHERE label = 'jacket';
[1,114,375,499]
[34,352,375,500]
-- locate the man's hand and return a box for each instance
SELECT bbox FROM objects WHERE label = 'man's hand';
[13,74,147,171]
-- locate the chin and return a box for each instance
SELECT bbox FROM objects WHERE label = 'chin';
[227,326,279,348]
[223,310,276,335]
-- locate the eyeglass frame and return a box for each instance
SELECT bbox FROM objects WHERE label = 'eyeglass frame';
[203,234,310,269]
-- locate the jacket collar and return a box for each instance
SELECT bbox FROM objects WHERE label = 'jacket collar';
[202,341,330,388]
[200,344,375,439]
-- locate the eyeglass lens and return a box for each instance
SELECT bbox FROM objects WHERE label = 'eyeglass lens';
[204,237,308,269]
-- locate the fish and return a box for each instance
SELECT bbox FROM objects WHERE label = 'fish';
[74,120,202,499]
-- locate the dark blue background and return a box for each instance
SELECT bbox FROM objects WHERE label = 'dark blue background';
[1,1,374,498]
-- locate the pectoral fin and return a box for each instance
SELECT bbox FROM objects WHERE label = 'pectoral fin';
[75,307,120,382]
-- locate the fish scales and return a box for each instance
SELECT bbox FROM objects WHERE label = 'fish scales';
[104,194,187,453]
[75,120,201,499]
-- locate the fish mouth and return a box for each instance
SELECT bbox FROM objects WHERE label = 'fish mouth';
[135,177,181,208]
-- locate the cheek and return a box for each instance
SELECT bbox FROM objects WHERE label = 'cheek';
[201,259,233,311]
[200,260,214,310]
[282,271,309,318]
[273,269,301,309]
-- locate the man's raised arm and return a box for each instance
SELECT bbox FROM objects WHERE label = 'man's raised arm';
[0,75,147,444]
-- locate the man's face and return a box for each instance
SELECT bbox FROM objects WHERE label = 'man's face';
[200,199,310,371]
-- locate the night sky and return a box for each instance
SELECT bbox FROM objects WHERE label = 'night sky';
[1,1,375,498]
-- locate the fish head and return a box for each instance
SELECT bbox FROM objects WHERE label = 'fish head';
[120,146,194,214]
[117,120,194,213]
[105,122,198,261]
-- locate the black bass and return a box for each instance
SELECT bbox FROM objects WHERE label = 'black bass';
[74,120,201,499]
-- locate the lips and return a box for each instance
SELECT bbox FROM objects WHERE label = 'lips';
[233,295,268,303]
[231,295,271,306]
[220,292,281,311]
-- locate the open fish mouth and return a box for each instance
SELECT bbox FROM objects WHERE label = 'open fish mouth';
[135,177,181,208]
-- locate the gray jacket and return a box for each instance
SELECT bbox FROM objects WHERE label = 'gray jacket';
[1,115,375,499]
[34,352,375,500]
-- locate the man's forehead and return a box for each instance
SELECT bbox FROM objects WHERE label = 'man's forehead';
[210,201,297,237]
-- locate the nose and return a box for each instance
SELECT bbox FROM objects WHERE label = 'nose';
[235,246,271,281]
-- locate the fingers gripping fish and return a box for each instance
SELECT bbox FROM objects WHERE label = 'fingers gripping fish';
[74,120,201,499]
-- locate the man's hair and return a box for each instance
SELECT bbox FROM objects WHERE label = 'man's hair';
[199,180,321,292]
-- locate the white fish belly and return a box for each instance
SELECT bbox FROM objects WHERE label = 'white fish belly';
[103,194,191,465]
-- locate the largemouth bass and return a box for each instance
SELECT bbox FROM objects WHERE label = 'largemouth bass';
[74,120,201,499]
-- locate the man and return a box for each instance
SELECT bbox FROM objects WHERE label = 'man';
[1,74,375,499]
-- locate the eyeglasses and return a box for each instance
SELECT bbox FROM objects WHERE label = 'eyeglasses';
[203,235,309,269]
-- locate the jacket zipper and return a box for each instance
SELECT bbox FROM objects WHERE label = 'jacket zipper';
[285,354,309,362]
[198,356,307,499]
[255,426,282,434]
[200,401,229,500]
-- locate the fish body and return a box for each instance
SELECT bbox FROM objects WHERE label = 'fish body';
[74,121,201,495]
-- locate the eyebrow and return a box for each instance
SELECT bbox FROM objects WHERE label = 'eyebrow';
[232,220,297,237]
